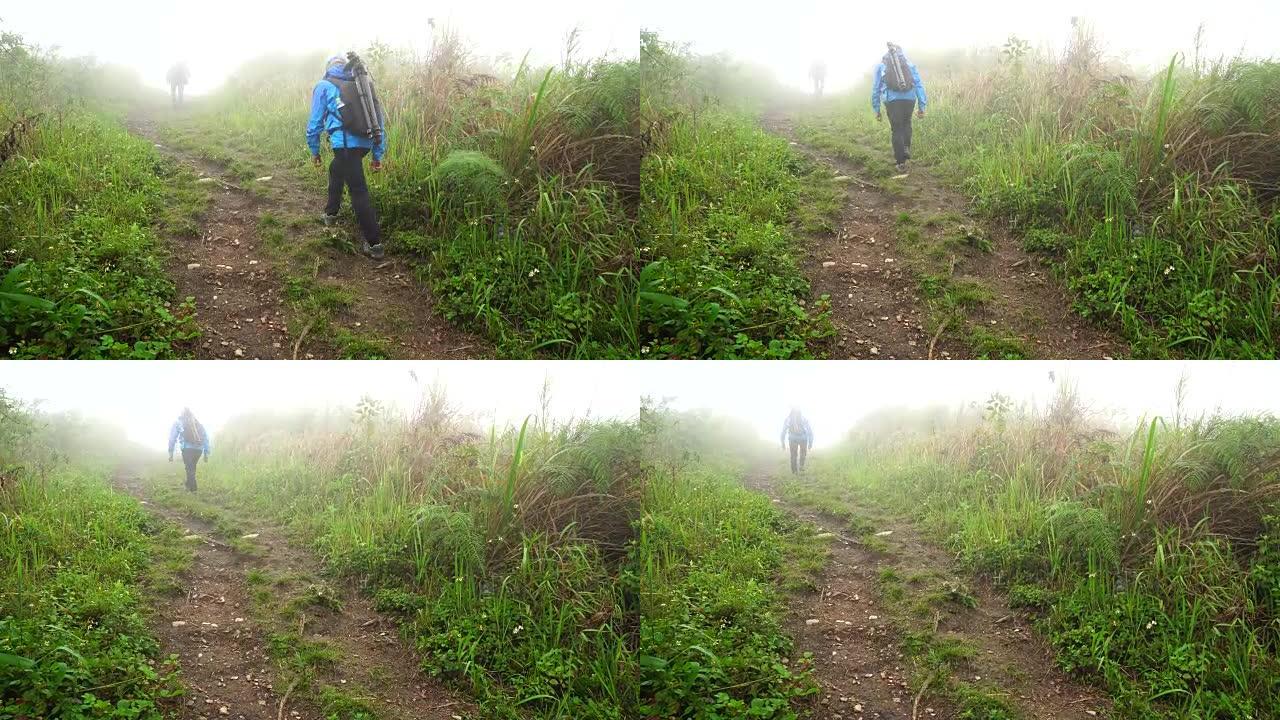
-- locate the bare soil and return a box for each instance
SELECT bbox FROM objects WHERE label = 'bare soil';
[763,111,1123,360]
[745,472,1111,720]
[113,469,475,720]
[127,113,487,360]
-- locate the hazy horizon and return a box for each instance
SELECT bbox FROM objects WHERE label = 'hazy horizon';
[1,361,638,449]
[644,0,1280,92]
[634,361,1280,449]
[3,0,638,96]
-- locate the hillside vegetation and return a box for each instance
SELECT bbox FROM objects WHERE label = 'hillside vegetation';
[801,387,1280,717]
[167,32,643,358]
[796,26,1279,358]
[0,28,201,358]
[0,391,188,719]
[163,390,641,718]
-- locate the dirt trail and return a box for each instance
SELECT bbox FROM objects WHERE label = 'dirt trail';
[113,469,474,720]
[745,472,1110,720]
[128,112,486,360]
[763,110,1122,360]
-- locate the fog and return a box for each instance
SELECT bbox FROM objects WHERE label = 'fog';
[634,361,1280,449]
[0,361,639,450]
[644,0,1280,92]
[3,0,638,95]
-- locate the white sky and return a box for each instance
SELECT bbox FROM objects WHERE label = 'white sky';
[1,361,639,448]
[634,361,1280,448]
[4,361,1275,454]
[644,0,1280,91]
[3,0,638,95]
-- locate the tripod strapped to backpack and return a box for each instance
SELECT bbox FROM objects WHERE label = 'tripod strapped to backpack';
[337,51,384,147]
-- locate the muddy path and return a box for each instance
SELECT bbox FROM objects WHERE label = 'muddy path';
[113,468,474,720]
[745,472,1110,720]
[763,110,1122,360]
[128,111,486,360]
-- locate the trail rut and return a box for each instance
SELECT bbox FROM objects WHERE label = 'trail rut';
[745,472,1110,720]
[114,468,474,720]
[128,110,486,360]
[764,110,1122,360]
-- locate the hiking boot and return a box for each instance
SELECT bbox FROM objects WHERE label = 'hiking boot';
[321,213,339,227]
[896,162,909,174]
[362,242,386,260]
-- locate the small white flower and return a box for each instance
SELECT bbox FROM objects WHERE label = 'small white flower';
[528,268,540,278]
[1163,266,1174,276]
[513,624,524,635]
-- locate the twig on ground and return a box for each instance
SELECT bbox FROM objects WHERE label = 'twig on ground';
[277,677,301,720]
[292,318,317,360]
[928,319,951,360]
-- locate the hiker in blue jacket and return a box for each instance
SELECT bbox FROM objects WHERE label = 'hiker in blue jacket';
[167,408,211,493]
[780,408,814,475]
[306,55,388,260]
[871,43,928,173]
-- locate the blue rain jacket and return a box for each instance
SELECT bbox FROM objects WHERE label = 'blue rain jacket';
[781,415,814,448]
[871,62,927,114]
[168,418,212,457]
[306,65,387,161]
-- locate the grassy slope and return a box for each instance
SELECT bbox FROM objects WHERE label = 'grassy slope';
[637,405,827,718]
[802,408,1280,718]
[639,110,837,358]
[639,35,842,359]
[163,50,641,359]
[158,414,638,719]
[1,109,205,358]
[0,466,189,719]
[795,56,1279,359]
[640,464,824,718]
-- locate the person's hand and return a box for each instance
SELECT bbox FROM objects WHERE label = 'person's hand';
[875,112,883,122]
[203,455,208,463]
[312,154,323,168]
[917,110,925,119]
[370,159,383,173]
[168,455,173,463]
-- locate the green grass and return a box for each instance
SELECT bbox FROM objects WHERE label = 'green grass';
[0,393,188,718]
[638,110,834,358]
[0,30,204,358]
[161,43,643,359]
[145,403,639,719]
[800,387,1280,718]
[639,36,835,358]
[797,48,1279,359]
[638,408,823,718]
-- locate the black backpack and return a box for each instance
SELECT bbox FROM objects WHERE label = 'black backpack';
[182,419,204,446]
[883,45,915,93]
[325,54,384,145]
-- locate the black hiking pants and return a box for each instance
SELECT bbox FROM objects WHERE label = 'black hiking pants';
[885,99,915,165]
[789,439,809,474]
[326,147,382,245]
[181,447,202,492]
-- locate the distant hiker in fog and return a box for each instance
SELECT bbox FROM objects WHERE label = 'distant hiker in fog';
[307,54,387,260]
[168,408,211,493]
[166,62,190,107]
[871,43,927,174]
[810,60,827,97]
[781,408,814,475]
